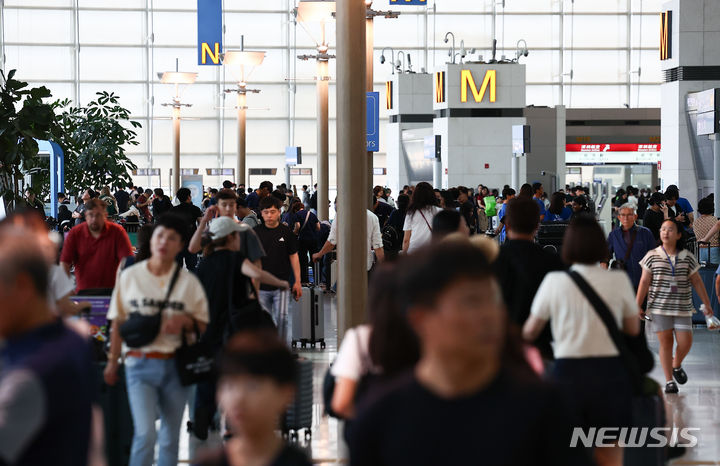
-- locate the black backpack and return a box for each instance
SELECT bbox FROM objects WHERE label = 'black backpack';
[382,224,401,252]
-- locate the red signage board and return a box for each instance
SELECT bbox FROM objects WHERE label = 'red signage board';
[565,144,661,152]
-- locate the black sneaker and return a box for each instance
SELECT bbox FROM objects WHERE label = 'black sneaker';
[665,381,679,394]
[673,367,688,385]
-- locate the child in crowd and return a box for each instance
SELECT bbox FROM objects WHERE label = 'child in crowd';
[193,330,311,466]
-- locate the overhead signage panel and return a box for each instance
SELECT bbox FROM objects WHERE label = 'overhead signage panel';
[565,150,661,165]
[198,0,223,66]
[433,64,525,111]
[285,146,302,166]
[367,92,380,152]
[660,11,672,61]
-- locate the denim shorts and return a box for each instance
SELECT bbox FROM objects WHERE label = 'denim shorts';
[651,314,693,332]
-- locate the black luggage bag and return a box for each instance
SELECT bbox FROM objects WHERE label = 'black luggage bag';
[95,363,134,466]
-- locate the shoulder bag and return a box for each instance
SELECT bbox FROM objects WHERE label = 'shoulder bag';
[566,270,654,393]
[119,264,181,348]
[175,320,215,386]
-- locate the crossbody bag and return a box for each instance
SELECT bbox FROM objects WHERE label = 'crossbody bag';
[119,264,181,348]
[610,227,638,271]
[419,209,433,232]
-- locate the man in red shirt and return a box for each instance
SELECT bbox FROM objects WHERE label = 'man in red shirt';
[60,198,133,293]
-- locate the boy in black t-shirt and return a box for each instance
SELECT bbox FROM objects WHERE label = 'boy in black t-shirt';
[254,196,302,344]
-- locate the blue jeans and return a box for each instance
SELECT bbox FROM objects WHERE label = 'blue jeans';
[125,356,190,466]
[259,289,290,345]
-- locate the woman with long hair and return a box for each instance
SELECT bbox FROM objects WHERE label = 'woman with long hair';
[330,264,420,420]
[518,183,534,199]
[545,192,572,222]
[637,219,714,394]
[402,182,442,254]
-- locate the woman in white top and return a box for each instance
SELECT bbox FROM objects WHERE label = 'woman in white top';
[104,214,210,466]
[523,216,640,466]
[402,182,442,253]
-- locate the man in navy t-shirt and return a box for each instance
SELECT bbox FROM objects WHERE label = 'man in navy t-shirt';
[0,221,95,466]
[532,182,547,222]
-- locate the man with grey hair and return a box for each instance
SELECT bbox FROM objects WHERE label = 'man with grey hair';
[0,221,95,465]
[605,203,656,290]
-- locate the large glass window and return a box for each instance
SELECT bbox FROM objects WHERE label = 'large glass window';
[1,0,664,189]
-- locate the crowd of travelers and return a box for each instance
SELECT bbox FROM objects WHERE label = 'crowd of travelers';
[1,176,718,466]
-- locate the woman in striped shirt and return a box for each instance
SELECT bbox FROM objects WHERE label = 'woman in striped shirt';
[637,219,714,394]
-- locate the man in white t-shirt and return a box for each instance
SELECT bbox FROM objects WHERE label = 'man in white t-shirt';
[312,205,384,272]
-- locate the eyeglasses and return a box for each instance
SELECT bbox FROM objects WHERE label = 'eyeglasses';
[618,213,635,218]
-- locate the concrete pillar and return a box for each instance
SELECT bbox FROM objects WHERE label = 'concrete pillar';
[366,15,375,206]
[317,60,330,221]
[236,92,247,187]
[172,106,181,196]
[336,0,367,340]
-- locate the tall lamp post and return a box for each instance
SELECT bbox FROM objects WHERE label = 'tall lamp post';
[296,0,336,222]
[158,65,197,196]
[365,1,398,202]
[222,40,266,188]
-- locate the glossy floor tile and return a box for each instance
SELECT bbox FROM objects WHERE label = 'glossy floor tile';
[646,327,720,465]
[179,297,720,465]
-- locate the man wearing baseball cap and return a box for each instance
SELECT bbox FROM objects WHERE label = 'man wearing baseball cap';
[193,215,289,441]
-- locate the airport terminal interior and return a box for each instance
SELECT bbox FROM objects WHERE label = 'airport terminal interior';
[4,0,720,465]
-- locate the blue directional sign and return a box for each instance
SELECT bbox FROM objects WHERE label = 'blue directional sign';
[367,92,380,152]
[389,0,427,5]
[197,0,223,66]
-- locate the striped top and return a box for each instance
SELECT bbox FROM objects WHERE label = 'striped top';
[640,247,701,317]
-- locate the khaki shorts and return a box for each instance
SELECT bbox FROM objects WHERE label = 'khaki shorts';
[651,314,693,333]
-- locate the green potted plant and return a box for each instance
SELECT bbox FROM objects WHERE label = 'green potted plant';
[0,69,56,210]
[51,91,141,198]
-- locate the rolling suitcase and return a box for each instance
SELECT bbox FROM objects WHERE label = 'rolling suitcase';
[283,357,313,441]
[291,265,326,349]
[95,363,134,466]
[691,264,719,325]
